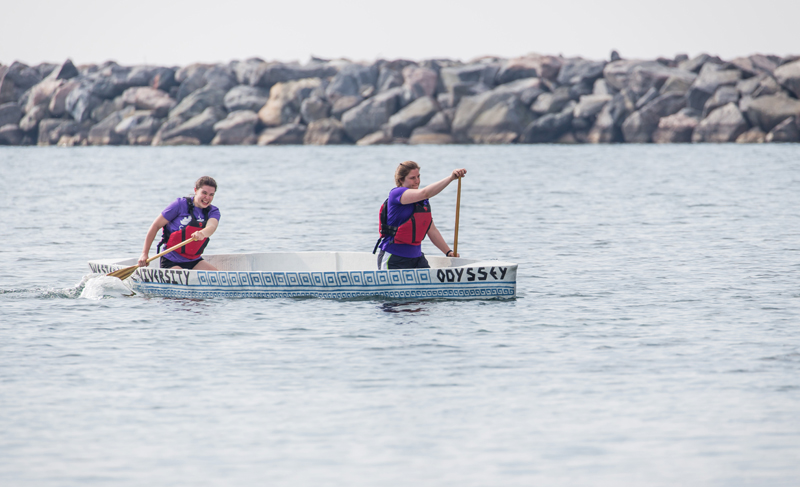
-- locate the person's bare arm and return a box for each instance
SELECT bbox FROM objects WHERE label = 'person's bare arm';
[427,221,458,257]
[138,214,169,267]
[400,168,467,205]
[190,218,218,240]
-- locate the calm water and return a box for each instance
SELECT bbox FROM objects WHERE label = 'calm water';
[1,144,799,486]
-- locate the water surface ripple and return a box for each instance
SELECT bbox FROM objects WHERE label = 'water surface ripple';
[1,144,799,486]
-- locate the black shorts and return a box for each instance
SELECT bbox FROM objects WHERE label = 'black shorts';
[387,253,430,269]
[161,256,203,269]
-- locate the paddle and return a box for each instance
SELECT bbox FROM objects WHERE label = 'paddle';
[453,176,461,256]
[106,237,196,281]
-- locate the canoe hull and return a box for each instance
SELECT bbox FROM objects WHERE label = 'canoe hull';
[88,252,517,300]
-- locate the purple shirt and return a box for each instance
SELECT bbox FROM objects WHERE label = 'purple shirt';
[379,187,429,258]
[160,197,221,262]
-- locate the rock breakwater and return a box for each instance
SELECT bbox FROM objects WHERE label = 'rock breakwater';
[1,52,799,147]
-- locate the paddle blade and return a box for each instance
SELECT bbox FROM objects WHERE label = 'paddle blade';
[106,264,139,281]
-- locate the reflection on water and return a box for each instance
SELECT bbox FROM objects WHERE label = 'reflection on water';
[380,302,428,314]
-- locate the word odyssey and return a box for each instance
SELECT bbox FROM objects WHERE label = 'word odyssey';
[435,266,509,283]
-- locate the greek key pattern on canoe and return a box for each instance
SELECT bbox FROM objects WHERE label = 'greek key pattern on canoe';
[138,286,515,300]
[195,270,433,287]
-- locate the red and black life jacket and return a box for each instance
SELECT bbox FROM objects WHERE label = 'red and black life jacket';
[373,198,433,253]
[158,197,211,260]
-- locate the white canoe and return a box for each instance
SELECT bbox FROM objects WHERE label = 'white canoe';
[88,252,517,300]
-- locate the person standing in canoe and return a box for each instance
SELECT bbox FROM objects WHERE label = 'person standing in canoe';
[138,176,220,271]
[375,161,466,269]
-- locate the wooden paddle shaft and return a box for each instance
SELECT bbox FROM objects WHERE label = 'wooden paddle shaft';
[146,237,198,264]
[107,236,199,280]
[454,177,461,255]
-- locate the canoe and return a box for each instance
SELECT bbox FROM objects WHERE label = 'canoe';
[88,252,517,300]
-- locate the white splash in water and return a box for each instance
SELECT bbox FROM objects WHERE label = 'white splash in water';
[79,275,135,300]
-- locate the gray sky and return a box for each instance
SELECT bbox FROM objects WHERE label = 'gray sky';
[3,0,798,67]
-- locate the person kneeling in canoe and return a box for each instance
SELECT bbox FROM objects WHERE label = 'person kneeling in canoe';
[375,161,466,269]
[138,176,220,271]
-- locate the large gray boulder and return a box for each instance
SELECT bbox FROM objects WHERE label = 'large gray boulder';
[88,107,135,145]
[702,86,739,118]
[325,63,378,105]
[531,88,571,115]
[774,59,800,98]
[736,127,766,143]
[341,87,402,141]
[158,106,225,144]
[114,111,163,145]
[331,95,363,118]
[603,60,648,92]
[65,79,103,122]
[629,63,696,95]
[678,53,723,73]
[233,58,268,86]
[738,74,782,98]
[573,94,612,119]
[91,97,126,123]
[300,95,331,123]
[621,92,686,142]
[223,85,269,112]
[35,62,59,80]
[24,79,62,113]
[169,86,226,121]
[258,78,322,127]
[496,77,546,105]
[451,78,543,142]
[0,102,22,127]
[410,111,451,136]
[468,96,531,143]
[304,118,346,145]
[120,87,175,117]
[496,54,562,84]
[376,65,404,93]
[48,59,79,80]
[174,64,237,101]
[587,104,620,143]
[440,62,499,93]
[453,91,512,141]
[250,62,338,90]
[402,65,438,99]
[587,89,636,143]
[765,117,800,143]
[78,63,143,100]
[572,94,612,134]
[687,64,741,110]
[19,104,49,132]
[692,103,749,142]
[652,109,700,143]
[126,66,177,91]
[387,96,438,138]
[740,94,800,132]
[0,124,23,145]
[212,110,259,145]
[356,130,393,146]
[0,62,42,104]
[48,80,79,116]
[37,118,81,146]
[660,73,696,96]
[257,123,306,145]
[521,103,575,143]
[730,55,779,77]
[557,58,606,86]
